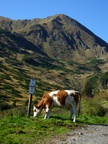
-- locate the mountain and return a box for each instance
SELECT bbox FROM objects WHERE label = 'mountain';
[0,14,108,108]
[0,14,108,63]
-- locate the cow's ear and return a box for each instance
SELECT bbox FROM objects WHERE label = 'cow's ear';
[33,105,37,109]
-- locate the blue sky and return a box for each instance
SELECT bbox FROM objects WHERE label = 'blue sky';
[0,0,108,43]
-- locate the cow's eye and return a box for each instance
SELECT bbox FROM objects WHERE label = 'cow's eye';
[34,109,36,112]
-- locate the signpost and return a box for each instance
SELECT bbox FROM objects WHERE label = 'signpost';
[27,78,36,117]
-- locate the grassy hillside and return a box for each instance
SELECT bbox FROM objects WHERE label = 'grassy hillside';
[0,28,108,109]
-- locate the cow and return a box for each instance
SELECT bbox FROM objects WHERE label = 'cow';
[33,90,81,122]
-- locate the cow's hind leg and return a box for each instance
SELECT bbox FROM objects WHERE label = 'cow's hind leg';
[72,102,77,122]
[69,102,77,122]
[69,108,73,120]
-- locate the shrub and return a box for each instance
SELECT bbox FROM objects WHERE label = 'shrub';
[11,100,17,108]
[88,58,105,65]
[83,75,100,97]
[0,103,11,111]
[82,97,107,117]
[100,72,108,89]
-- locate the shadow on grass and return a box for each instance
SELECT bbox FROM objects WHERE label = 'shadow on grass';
[50,115,68,120]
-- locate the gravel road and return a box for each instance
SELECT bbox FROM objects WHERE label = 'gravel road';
[50,125,108,144]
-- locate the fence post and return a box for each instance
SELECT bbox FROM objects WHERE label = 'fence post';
[27,78,36,117]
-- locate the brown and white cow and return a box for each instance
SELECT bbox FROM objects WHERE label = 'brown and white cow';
[33,90,81,122]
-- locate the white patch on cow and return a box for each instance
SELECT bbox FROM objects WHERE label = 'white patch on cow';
[65,90,76,95]
[44,105,51,119]
[33,106,37,117]
[49,90,61,106]
[53,96,61,106]
[49,90,59,97]
[33,106,41,117]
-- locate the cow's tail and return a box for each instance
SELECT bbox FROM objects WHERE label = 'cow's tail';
[78,92,81,115]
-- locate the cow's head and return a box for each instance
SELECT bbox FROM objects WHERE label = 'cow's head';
[33,106,42,117]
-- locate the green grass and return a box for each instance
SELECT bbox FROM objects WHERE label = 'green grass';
[0,106,108,144]
[0,111,76,144]
[77,115,108,125]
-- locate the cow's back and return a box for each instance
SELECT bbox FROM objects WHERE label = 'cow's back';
[48,90,69,106]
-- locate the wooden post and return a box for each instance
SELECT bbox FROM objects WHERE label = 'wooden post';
[27,78,36,117]
[27,94,33,117]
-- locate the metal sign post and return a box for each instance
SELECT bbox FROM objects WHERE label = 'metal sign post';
[27,78,36,117]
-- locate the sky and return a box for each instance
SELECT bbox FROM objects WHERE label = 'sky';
[0,0,108,43]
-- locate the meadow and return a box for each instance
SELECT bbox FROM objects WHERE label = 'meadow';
[0,93,108,144]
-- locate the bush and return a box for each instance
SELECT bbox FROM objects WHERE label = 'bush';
[101,72,108,89]
[83,75,100,97]
[0,103,11,111]
[82,97,107,117]
[11,100,17,108]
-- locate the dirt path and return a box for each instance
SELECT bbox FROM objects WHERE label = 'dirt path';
[50,125,108,144]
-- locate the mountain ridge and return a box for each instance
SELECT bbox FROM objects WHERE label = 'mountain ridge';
[0,14,108,63]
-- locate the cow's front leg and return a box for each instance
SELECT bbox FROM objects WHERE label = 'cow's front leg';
[44,107,50,119]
